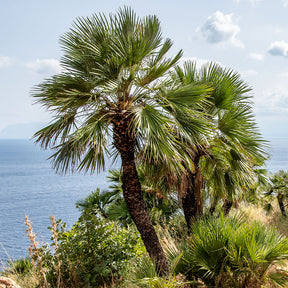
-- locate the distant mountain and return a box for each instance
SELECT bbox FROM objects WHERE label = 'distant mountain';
[0,122,46,139]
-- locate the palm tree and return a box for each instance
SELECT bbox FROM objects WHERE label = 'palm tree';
[265,170,288,216]
[32,8,211,274]
[171,61,268,227]
[179,213,288,287]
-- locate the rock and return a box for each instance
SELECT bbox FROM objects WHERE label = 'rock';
[0,277,21,288]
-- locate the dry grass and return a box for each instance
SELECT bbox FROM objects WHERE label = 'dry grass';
[0,217,46,288]
[50,215,62,288]
[6,272,40,288]
[0,243,40,288]
[1,216,61,288]
[0,242,12,272]
[236,201,288,237]
[24,215,49,288]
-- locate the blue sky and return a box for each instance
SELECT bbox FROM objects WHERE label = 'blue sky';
[0,0,288,138]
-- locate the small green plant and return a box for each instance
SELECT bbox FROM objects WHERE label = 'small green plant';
[5,257,33,275]
[179,213,288,287]
[1,257,40,288]
[135,276,192,288]
[126,254,195,288]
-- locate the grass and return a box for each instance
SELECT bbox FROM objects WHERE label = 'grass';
[235,201,288,237]
[0,248,39,288]
[0,216,48,288]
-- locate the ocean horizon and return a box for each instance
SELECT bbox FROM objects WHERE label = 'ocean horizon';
[0,138,287,265]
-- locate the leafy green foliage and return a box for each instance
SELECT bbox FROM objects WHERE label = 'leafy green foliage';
[42,213,145,287]
[178,213,288,287]
[171,61,268,218]
[134,276,193,288]
[126,252,197,288]
[33,7,211,176]
[3,257,33,276]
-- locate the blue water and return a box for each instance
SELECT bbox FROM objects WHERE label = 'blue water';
[266,138,288,172]
[0,138,287,265]
[0,139,114,265]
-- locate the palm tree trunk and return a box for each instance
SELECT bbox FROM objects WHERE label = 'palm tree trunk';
[195,169,203,216]
[209,198,219,215]
[181,171,197,230]
[222,199,233,216]
[277,193,287,217]
[113,119,169,275]
[181,158,203,229]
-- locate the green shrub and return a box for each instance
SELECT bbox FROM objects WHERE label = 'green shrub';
[125,253,196,288]
[134,276,192,288]
[5,257,34,275]
[179,213,288,287]
[43,212,145,288]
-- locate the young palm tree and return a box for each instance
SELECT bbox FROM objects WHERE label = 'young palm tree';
[265,170,288,216]
[171,61,268,227]
[32,8,211,274]
[179,214,288,287]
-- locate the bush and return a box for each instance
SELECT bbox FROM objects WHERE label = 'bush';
[41,212,145,288]
[179,213,288,287]
[4,257,34,275]
[125,253,195,288]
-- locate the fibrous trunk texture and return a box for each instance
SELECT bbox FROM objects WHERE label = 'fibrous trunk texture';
[181,155,203,229]
[113,117,169,275]
[277,193,287,217]
[181,170,197,230]
[222,199,233,216]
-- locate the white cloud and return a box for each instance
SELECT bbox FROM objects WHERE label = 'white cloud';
[234,0,263,4]
[201,11,244,48]
[0,56,13,67]
[180,57,221,68]
[25,58,61,74]
[240,69,258,77]
[249,53,264,61]
[254,89,288,114]
[249,0,263,4]
[268,41,288,57]
[282,0,288,7]
[279,72,288,78]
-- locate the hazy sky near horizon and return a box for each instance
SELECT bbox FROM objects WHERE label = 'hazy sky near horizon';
[1,0,288,138]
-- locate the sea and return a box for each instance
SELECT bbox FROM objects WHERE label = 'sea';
[0,138,287,265]
[0,139,113,266]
